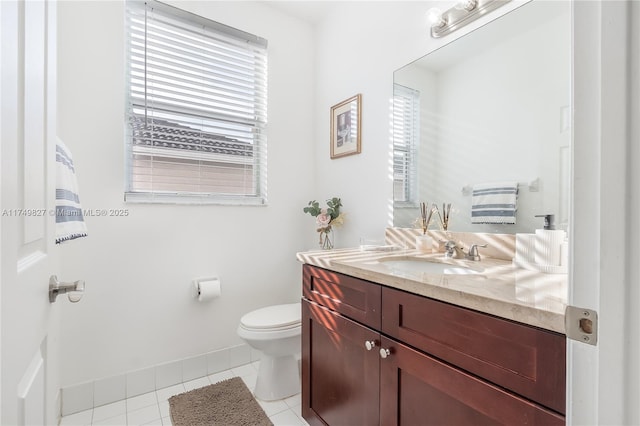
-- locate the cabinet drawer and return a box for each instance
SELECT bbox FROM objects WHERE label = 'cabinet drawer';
[303,264,381,329]
[382,287,566,414]
[379,336,564,426]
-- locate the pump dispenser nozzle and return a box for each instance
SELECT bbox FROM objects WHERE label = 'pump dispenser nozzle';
[535,214,556,230]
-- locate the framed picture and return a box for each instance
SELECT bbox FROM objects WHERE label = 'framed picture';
[330,94,362,159]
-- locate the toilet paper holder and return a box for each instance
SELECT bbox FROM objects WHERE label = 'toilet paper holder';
[49,275,85,303]
[193,277,221,301]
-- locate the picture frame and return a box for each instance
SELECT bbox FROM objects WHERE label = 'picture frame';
[330,94,362,159]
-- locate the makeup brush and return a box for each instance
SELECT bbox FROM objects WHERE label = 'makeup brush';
[433,204,443,230]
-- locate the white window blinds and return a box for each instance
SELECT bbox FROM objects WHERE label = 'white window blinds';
[125,0,268,204]
[393,84,419,205]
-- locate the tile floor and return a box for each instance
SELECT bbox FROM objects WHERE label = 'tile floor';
[59,361,309,426]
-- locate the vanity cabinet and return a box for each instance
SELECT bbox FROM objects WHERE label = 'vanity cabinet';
[302,264,566,425]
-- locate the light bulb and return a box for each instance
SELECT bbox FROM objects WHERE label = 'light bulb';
[426,8,446,27]
[456,0,477,11]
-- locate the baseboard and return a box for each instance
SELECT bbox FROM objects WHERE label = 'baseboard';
[60,344,259,416]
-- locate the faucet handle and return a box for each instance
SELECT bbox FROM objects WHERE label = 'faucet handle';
[467,244,488,261]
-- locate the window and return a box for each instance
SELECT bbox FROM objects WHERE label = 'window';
[392,84,419,205]
[125,0,268,204]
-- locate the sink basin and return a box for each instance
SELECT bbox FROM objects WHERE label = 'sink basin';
[379,259,481,275]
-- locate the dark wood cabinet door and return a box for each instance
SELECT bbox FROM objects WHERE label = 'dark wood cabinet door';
[302,300,380,426]
[379,336,565,426]
[382,287,566,414]
[303,264,382,329]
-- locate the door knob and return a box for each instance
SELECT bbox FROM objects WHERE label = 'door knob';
[49,275,85,303]
[379,348,391,359]
[365,340,377,351]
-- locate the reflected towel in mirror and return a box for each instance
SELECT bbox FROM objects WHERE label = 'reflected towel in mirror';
[471,182,518,224]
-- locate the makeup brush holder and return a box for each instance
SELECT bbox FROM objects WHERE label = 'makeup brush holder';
[415,235,434,253]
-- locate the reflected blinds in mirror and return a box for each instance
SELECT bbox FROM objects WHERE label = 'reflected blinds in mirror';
[393,84,419,205]
[125,0,268,204]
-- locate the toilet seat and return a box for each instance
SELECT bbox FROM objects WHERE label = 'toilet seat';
[239,303,301,331]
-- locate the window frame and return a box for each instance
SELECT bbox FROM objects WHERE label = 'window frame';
[393,84,420,207]
[124,0,268,205]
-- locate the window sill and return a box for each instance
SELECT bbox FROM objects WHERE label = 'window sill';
[124,192,267,206]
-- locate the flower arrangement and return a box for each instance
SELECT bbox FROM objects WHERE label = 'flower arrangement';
[303,197,344,250]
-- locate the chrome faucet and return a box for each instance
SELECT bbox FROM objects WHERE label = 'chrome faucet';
[467,244,488,261]
[444,241,487,261]
[444,240,466,259]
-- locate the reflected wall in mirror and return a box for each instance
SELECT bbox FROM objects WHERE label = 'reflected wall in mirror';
[393,0,571,234]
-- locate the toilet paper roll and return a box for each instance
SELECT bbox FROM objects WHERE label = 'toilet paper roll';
[195,279,221,302]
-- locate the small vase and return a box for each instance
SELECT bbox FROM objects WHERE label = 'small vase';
[318,228,334,250]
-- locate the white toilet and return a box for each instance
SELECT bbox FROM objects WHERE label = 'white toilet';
[237,302,301,401]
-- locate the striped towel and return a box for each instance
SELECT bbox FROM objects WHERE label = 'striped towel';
[471,182,518,224]
[55,140,88,244]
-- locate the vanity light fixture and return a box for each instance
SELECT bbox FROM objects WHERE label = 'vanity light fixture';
[429,0,512,38]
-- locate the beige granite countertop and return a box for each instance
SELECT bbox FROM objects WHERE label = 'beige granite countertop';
[297,248,567,334]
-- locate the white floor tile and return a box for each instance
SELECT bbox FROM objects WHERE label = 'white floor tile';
[257,398,289,417]
[291,402,302,419]
[270,408,306,426]
[140,417,164,426]
[157,399,170,418]
[283,393,301,408]
[240,373,257,391]
[126,404,161,426]
[182,377,210,392]
[231,363,256,377]
[60,362,303,426]
[155,384,185,403]
[126,391,157,413]
[93,401,126,423]
[92,413,127,426]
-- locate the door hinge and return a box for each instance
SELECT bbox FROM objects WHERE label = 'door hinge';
[565,306,598,346]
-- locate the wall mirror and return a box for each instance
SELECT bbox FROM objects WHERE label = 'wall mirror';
[393,0,571,234]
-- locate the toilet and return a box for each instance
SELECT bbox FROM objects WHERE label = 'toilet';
[237,302,301,401]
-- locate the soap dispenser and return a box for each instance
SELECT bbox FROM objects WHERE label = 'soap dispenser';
[534,214,566,266]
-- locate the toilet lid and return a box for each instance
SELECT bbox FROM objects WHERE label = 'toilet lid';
[240,303,301,330]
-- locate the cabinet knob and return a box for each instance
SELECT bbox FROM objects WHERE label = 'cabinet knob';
[379,348,391,359]
[365,340,377,351]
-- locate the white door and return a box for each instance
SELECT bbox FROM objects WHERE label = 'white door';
[1,1,61,424]
[569,1,638,424]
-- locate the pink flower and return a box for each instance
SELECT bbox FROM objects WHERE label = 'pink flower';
[316,213,331,228]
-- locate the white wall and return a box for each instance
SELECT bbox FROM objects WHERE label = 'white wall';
[56,0,525,387]
[57,1,316,387]
[311,1,530,246]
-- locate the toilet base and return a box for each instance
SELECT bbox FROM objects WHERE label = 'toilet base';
[254,354,300,401]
